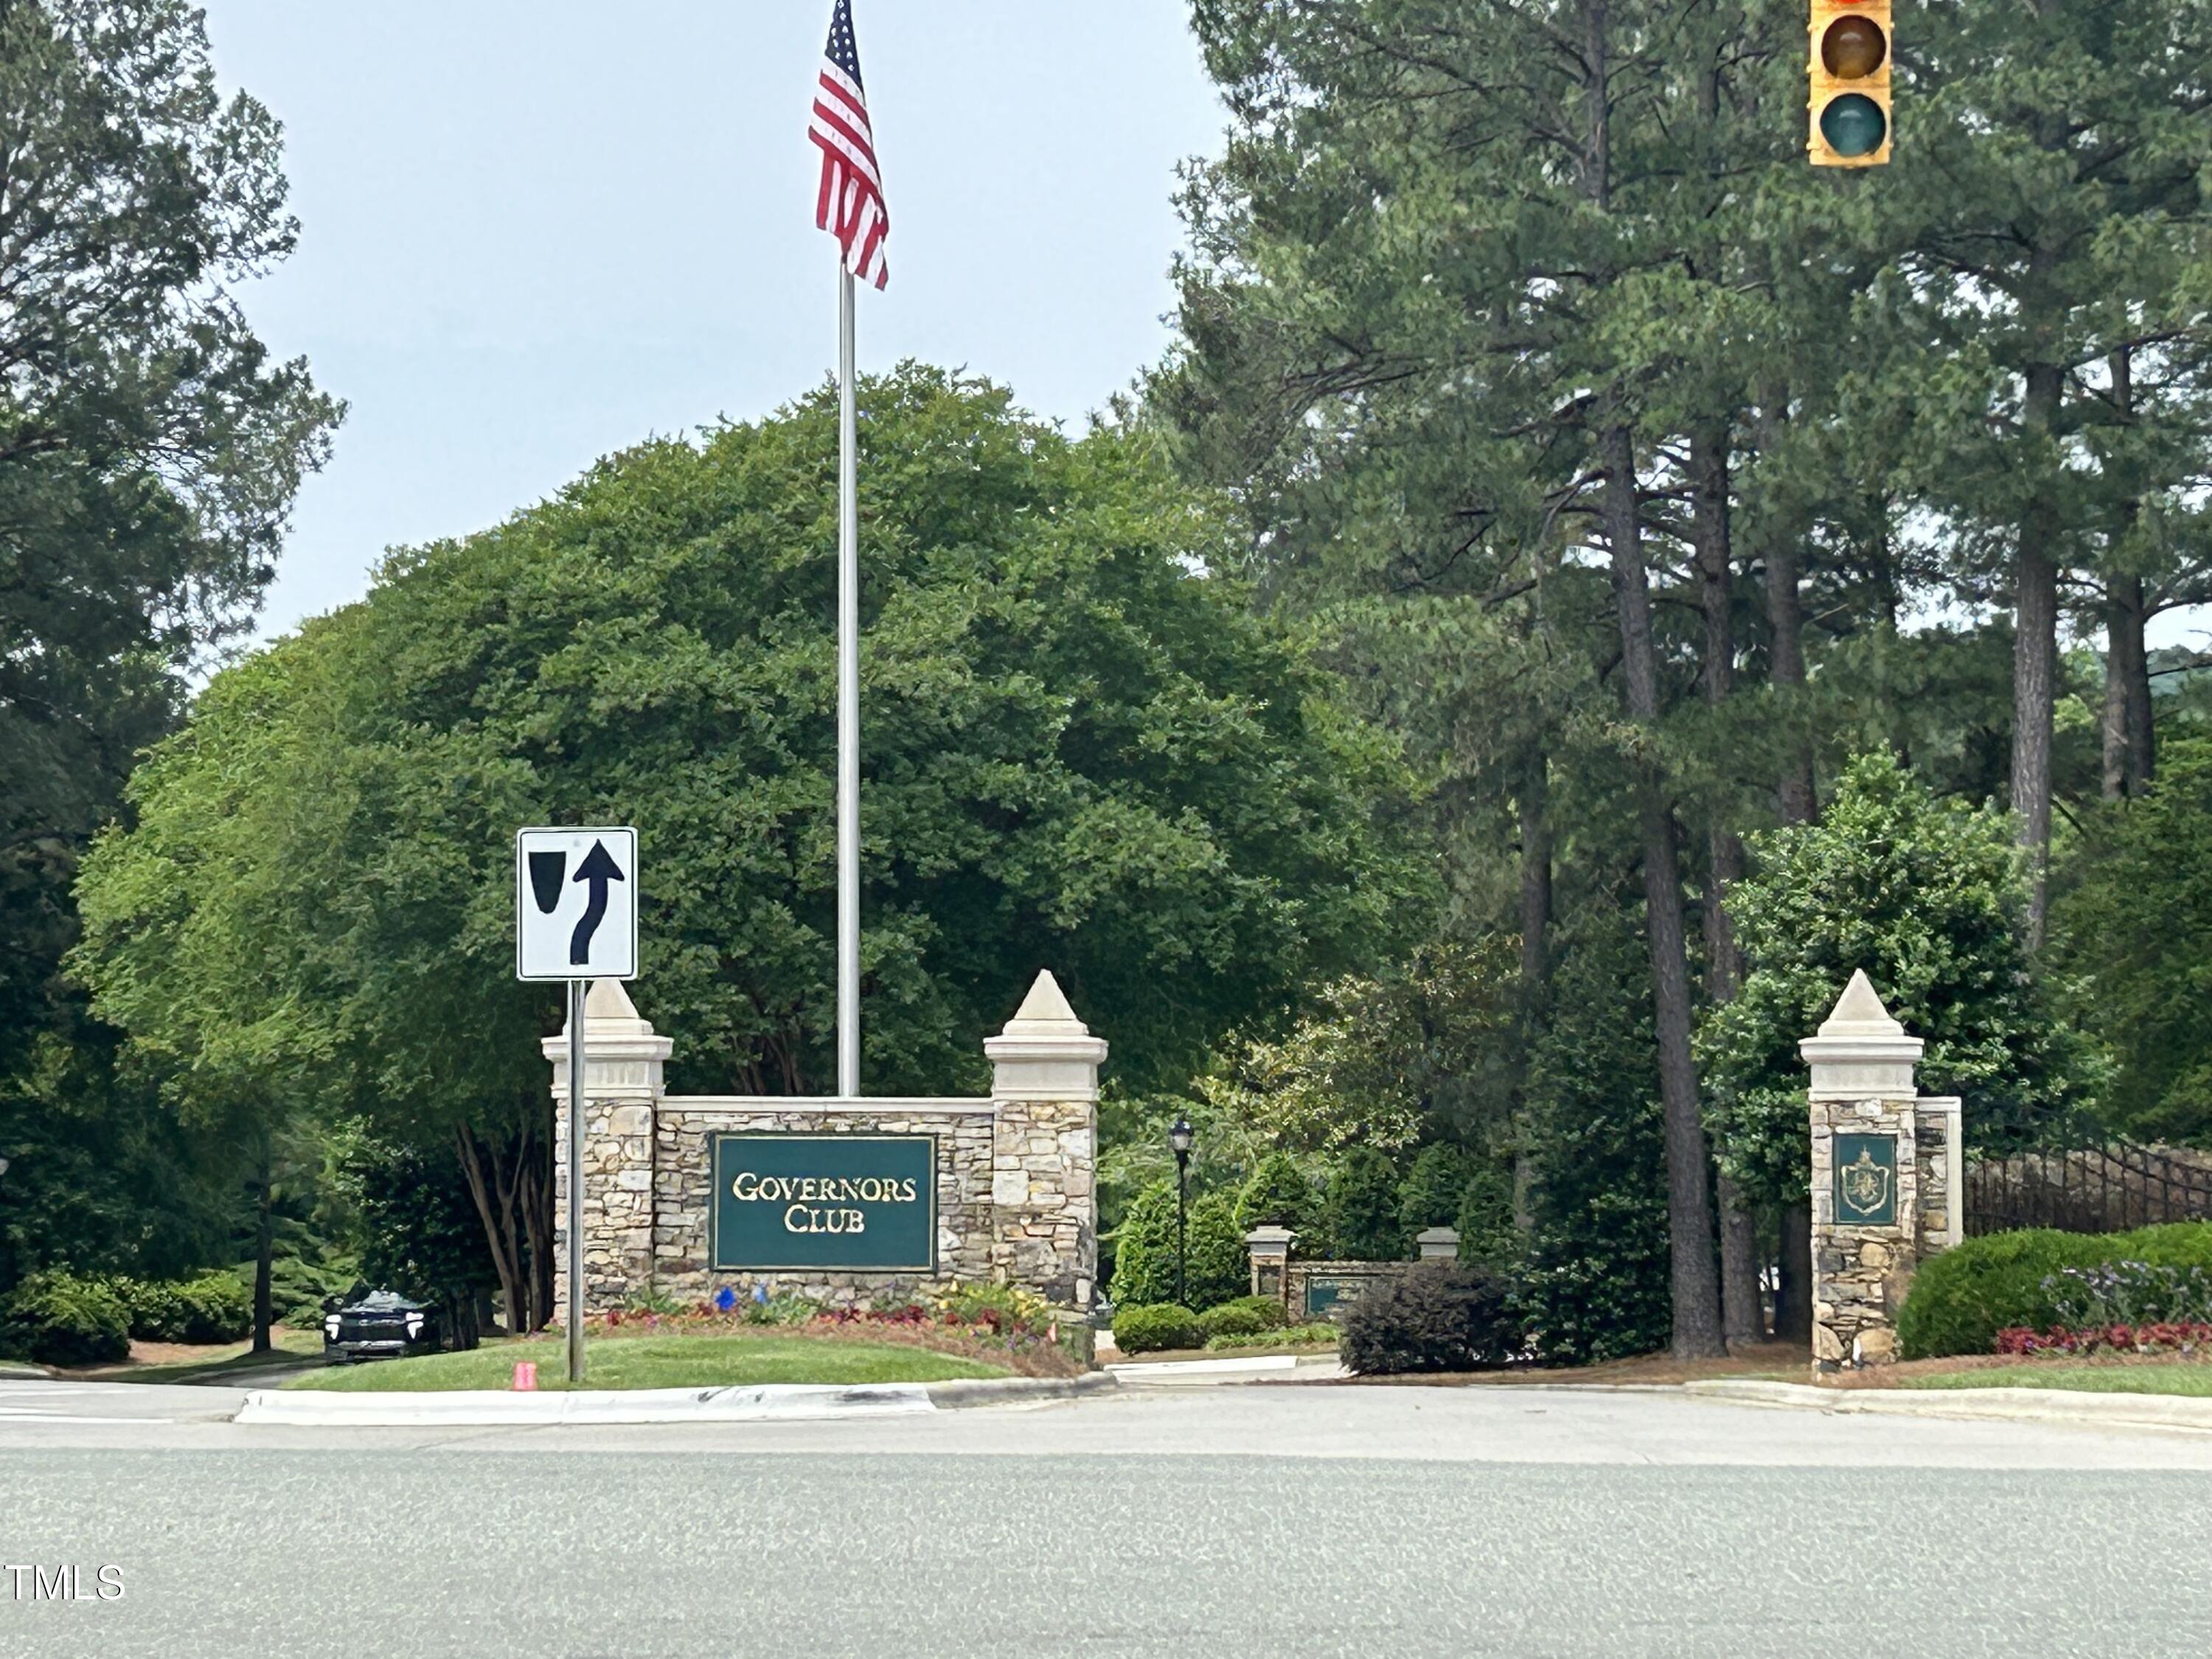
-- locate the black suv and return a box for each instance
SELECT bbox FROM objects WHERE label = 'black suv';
[321,1290,442,1363]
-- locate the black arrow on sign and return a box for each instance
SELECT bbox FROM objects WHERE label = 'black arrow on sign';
[569,840,625,965]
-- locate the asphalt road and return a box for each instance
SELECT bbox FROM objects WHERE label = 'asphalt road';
[4,1379,2209,1658]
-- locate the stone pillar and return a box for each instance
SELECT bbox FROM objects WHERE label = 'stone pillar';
[1416,1225,1461,1262]
[1245,1225,1295,1303]
[983,970,1105,1322]
[544,980,672,1318]
[1801,970,1929,1371]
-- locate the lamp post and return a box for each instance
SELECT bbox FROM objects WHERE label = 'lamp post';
[1169,1115,1194,1307]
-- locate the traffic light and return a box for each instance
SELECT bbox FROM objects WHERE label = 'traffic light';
[1808,0,1891,167]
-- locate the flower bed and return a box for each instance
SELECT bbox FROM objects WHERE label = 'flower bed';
[567,1281,1081,1379]
[1995,1322,2212,1358]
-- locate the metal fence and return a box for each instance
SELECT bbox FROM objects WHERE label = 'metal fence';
[1963,1139,2212,1237]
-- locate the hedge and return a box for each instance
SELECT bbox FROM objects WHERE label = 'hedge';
[1,1272,131,1368]
[121,1273,253,1345]
[1112,1303,1203,1354]
[1206,1322,1338,1352]
[1197,1295,1287,1341]
[1896,1223,2212,1358]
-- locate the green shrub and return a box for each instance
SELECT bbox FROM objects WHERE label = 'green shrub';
[1205,1321,1338,1352]
[120,1273,251,1344]
[1198,1295,1288,1340]
[1340,1263,1519,1375]
[1108,1181,1249,1311]
[1897,1223,2212,1357]
[934,1280,1054,1340]
[2,1271,131,1368]
[1112,1302,1203,1354]
[740,1293,819,1327]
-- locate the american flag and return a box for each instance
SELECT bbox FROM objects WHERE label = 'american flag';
[810,0,889,290]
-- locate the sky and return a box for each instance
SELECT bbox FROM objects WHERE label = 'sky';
[199,2,1226,639]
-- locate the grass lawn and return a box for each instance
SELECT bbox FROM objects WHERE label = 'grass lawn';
[285,1331,1009,1392]
[1900,1361,2212,1397]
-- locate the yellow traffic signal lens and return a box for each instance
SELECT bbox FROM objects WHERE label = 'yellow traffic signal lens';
[1819,93,1888,158]
[1820,15,1887,78]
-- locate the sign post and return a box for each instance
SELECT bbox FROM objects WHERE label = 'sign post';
[515,827,639,1385]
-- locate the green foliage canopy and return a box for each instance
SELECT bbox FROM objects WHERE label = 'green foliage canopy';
[73,369,1416,1155]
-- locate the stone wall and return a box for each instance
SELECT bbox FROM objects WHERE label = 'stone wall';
[547,971,1103,1325]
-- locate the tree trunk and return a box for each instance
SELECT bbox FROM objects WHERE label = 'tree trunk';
[2103,573,2150,801]
[456,1125,527,1338]
[524,1125,554,1331]
[1774,1200,1813,1343]
[252,1157,274,1355]
[1604,422,1725,1360]
[1758,394,1815,827]
[1514,745,1551,1234]
[2013,340,2065,947]
[1690,422,1760,1342]
[1519,747,1552,1007]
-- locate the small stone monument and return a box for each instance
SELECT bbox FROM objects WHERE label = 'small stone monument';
[1244,1225,1295,1302]
[1800,970,1963,1371]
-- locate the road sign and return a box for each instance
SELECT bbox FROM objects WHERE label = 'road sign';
[515,827,638,981]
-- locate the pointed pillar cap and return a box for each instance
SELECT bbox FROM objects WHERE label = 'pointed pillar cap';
[1800,968,1921,1099]
[984,970,1107,1098]
[565,978,657,1037]
[1818,970,1906,1039]
[543,978,672,1073]
[996,970,1092,1038]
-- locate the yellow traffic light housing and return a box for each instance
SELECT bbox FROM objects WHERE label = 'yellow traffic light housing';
[1809,0,1891,167]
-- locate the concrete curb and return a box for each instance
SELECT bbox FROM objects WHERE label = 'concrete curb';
[1685,1377,2212,1433]
[1108,1354,1346,1385]
[923,1371,1119,1410]
[233,1370,1119,1427]
[236,1382,938,1427]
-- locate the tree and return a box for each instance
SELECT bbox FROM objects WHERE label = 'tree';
[1703,751,2098,1215]
[1322,1146,1406,1262]
[1517,903,1673,1366]
[1234,1150,1327,1253]
[73,368,1421,1321]
[1165,0,1823,1356]
[1890,0,2212,941]
[0,0,338,1293]
[1200,941,1518,1155]
[2053,737,2212,1144]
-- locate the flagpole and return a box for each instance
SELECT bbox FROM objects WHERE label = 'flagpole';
[836,263,860,1099]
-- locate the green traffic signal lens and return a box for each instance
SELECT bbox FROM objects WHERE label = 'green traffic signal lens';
[1820,15,1887,78]
[1820,93,1888,158]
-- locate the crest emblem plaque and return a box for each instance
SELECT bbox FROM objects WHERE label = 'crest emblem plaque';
[1833,1133,1898,1226]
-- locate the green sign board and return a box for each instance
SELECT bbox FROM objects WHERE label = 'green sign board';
[1304,1275,1369,1318]
[1833,1133,1898,1227]
[711,1134,936,1273]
